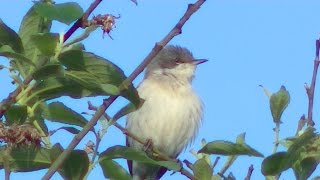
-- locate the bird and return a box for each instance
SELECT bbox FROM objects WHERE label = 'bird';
[126,45,207,180]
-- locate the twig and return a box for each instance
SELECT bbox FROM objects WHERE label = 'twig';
[212,156,220,171]
[244,165,254,180]
[183,160,194,170]
[305,39,320,126]
[42,1,206,179]
[91,130,100,163]
[0,76,33,118]
[63,0,102,41]
[272,122,280,153]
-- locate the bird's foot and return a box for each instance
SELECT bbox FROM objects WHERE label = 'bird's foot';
[143,138,153,152]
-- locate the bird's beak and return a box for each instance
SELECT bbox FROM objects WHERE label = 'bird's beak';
[192,59,208,65]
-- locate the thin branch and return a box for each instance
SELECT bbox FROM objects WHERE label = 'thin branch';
[272,122,280,153]
[42,1,206,179]
[63,0,102,41]
[305,39,320,126]
[183,160,194,170]
[244,165,254,180]
[212,156,220,172]
[91,130,100,163]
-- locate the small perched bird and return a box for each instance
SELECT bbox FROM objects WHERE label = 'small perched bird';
[126,45,207,180]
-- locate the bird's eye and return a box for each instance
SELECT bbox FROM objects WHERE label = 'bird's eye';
[175,58,181,64]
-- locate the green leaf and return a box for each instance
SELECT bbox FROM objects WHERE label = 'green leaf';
[34,2,83,25]
[198,140,264,157]
[192,158,213,180]
[4,104,28,125]
[262,128,317,176]
[58,150,89,180]
[261,152,289,176]
[58,127,81,134]
[270,86,290,123]
[58,50,140,106]
[31,77,92,100]
[0,146,52,172]
[32,63,64,80]
[293,157,318,180]
[236,132,246,144]
[42,102,87,127]
[31,33,59,56]
[99,159,132,180]
[18,5,51,77]
[99,145,180,171]
[0,19,23,53]
[65,71,120,96]
[0,45,35,67]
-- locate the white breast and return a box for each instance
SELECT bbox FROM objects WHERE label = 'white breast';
[126,77,203,157]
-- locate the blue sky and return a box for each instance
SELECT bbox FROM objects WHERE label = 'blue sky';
[1,0,320,179]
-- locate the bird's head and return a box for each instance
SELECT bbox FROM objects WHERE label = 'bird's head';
[146,45,207,82]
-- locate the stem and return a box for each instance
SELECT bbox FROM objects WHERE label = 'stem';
[272,122,280,154]
[63,0,102,42]
[212,157,220,172]
[244,165,254,180]
[305,39,320,127]
[42,1,206,179]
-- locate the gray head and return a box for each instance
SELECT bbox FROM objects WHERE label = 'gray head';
[145,45,207,82]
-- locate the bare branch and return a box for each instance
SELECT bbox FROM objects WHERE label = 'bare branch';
[42,1,206,179]
[212,156,220,172]
[64,0,103,41]
[244,165,254,180]
[305,38,320,126]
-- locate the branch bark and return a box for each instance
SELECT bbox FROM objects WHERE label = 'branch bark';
[305,39,320,126]
[42,0,206,179]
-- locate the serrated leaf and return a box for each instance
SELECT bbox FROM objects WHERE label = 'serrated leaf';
[32,63,64,80]
[0,19,23,53]
[34,2,83,25]
[99,145,180,171]
[198,140,263,157]
[192,158,213,180]
[42,102,87,127]
[0,45,35,67]
[31,33,59,56]
[261,152,289,176]
[270,86,290,123]
[0,146,52,172]
[58,150,89,180]
[18,5,51,77]
[4,104,27,125]
[99,159,132,180]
